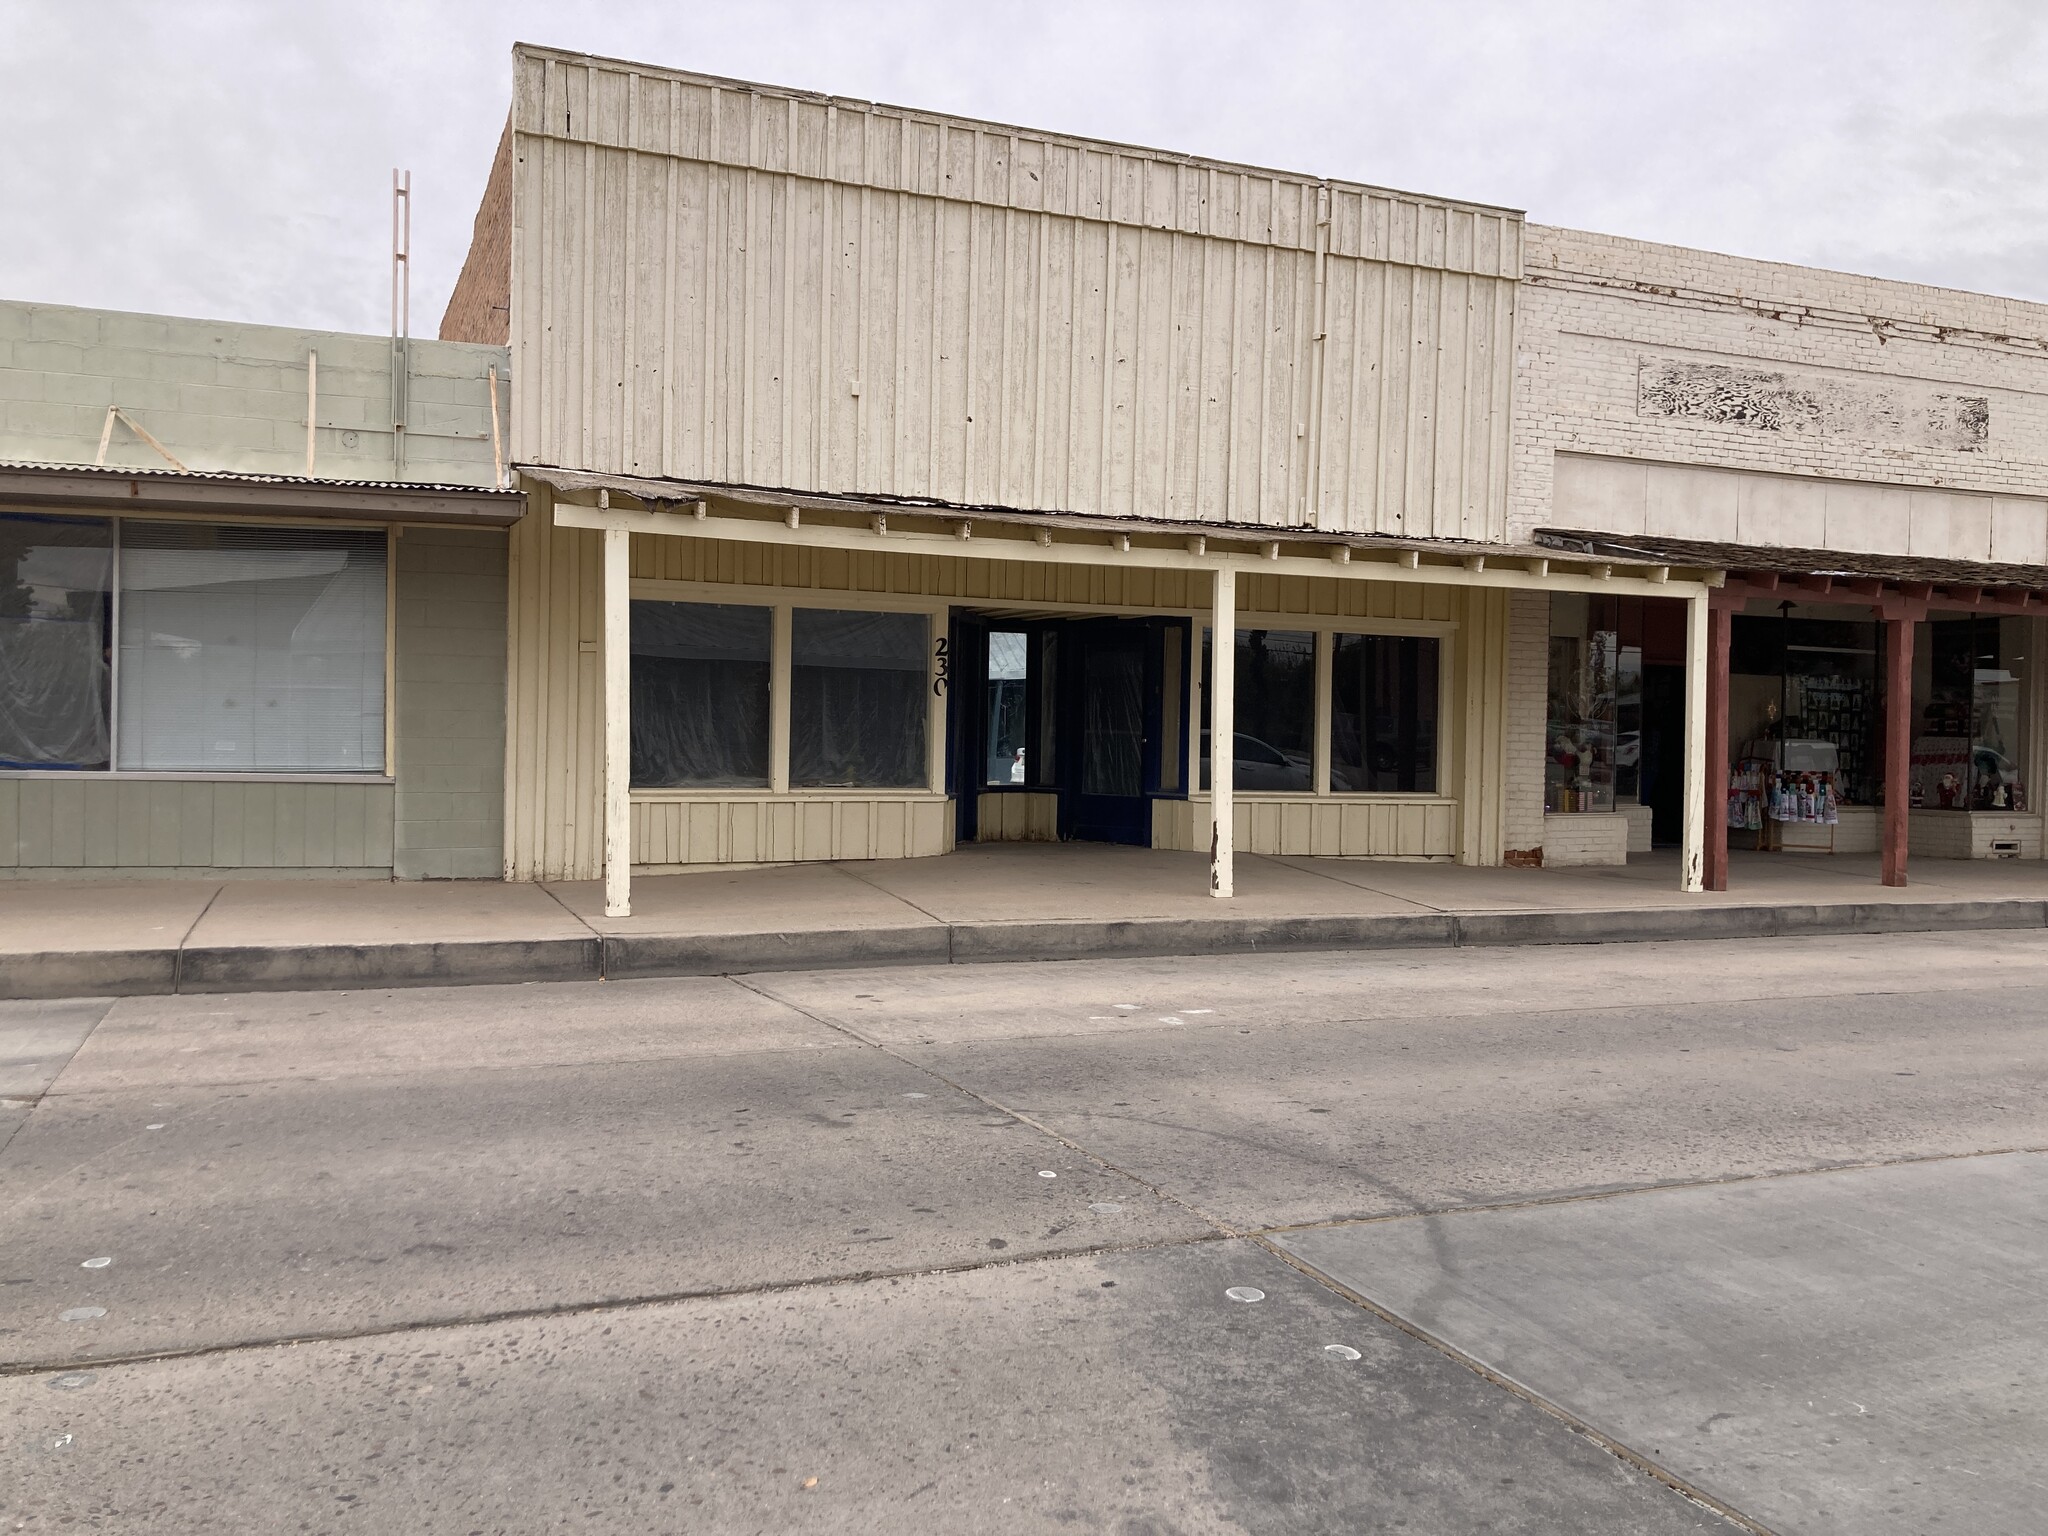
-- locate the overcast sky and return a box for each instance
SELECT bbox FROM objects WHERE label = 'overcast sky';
[5,1,2046,335]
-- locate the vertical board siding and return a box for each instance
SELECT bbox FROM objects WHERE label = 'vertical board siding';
[508,506,1499,877]
[511,48,1520,540]
[0,778,394,871]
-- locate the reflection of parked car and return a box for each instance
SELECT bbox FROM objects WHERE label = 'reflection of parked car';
[1200,730,1313,791]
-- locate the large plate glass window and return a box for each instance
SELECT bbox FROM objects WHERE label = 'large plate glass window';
[1200,628,1315,792]
[1331,633,1439,793]
[791,608,928,788]
[630,600,772,787]
[117,521,386,772]
[0,513,112,770]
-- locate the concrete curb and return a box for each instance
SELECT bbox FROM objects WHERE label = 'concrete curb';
[1,900,2042,1000]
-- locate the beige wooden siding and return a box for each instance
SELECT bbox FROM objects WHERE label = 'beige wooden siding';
[0,778,395,872]
[633,794,951,867]
[505,491,1509,877]
[1153,797,1460,858]
[977,791,1059,842]
[509,46,1521,540]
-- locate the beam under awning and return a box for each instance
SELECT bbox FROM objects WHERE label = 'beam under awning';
[0,462,526,527]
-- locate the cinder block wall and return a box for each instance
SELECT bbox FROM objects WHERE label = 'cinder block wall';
[393,527,508,878]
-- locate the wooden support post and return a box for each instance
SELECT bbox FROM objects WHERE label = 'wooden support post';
[1704,603,1733,892]
[1210,565,1235,899]
[1681,590,1709,893]
[602,522,632,918]
[1883,614,1914,887]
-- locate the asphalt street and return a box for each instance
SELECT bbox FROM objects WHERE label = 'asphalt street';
[4,928,2047,1534]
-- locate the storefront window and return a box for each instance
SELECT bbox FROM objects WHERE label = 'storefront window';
[1200,628,1315,792]
[984,630,1028,785]
[1546,595,1620,812]
[1331,633,1439,793]
[1913,616,2029,811]
[1729,610,1881,806]
[0,513,111,770]
[117,522,388,773]
[791,609,928,788]
[630,601,771,788]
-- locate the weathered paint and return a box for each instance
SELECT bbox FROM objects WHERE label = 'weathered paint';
[507,46,1520,540]
[0,777,395,873]
[503,482,1506,877]
[0,300,508,489]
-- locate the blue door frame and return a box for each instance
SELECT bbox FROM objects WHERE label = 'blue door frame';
[950,611,1189,847]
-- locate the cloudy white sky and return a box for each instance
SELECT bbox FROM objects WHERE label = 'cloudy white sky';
[5,1,2046,335]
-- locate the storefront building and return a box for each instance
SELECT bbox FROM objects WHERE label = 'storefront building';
[0,301,519,878]
[7,46,2045,900]
[440,46,1721,914]
[1511,224,2048,885]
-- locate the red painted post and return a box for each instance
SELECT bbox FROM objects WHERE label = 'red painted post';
[1882,615,1914,887]
[1704,604,1732,892]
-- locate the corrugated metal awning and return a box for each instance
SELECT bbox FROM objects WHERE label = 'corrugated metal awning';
[0,461,525,526]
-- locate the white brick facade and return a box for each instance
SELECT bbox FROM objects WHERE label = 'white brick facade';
[1506,225,2048,863]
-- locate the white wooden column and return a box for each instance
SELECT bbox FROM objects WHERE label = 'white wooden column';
[1210,565,1236,898]
[1681,588,1708,894]
[602,522,632,917]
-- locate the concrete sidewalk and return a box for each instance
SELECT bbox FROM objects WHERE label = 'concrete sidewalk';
[2,843,2045,1000]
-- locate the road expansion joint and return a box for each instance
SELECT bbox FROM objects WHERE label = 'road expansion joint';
[1252,1230,1778,1535]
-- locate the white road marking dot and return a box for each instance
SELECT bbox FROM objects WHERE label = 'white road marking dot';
[902,1092,928,1099]
[1324,1344,1362,1361]
[1159,1016,1185,1026]
[1088,1202,1122,1214]
[59,1308,107,1323]
[1113,1004,1139,1010]
[1182,1009,1215,1015]
[1224,1286,1265,1303]
[144,1123,165,1131]
[1037,1170,1058,1179]
[79,1257,111,1270]
[49,1372,95,1391]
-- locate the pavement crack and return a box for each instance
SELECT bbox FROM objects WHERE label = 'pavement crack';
[730,974,1245,1238]
[0,1230,1231,1381]
[1253,1142,2048,1236]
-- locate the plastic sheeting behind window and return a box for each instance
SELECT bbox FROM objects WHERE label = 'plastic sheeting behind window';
[791,609,927,788]
[630,601,771,787]
[1081,643,1144,796]
[117,522,387,773]
[0,513,111,770]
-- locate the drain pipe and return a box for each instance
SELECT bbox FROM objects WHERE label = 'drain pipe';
[1304,182,1331,528]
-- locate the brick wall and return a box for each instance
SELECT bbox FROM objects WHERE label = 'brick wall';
[1511,224,2048,545]
[1540,812,1628,867]
[440,118,512,347]
[1504,590,1549,859]
[393,527,508,879]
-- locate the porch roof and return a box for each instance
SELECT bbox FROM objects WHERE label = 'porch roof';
[0,460,526,527]
[522,465,1720,590]
[1538,528,2048,612]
